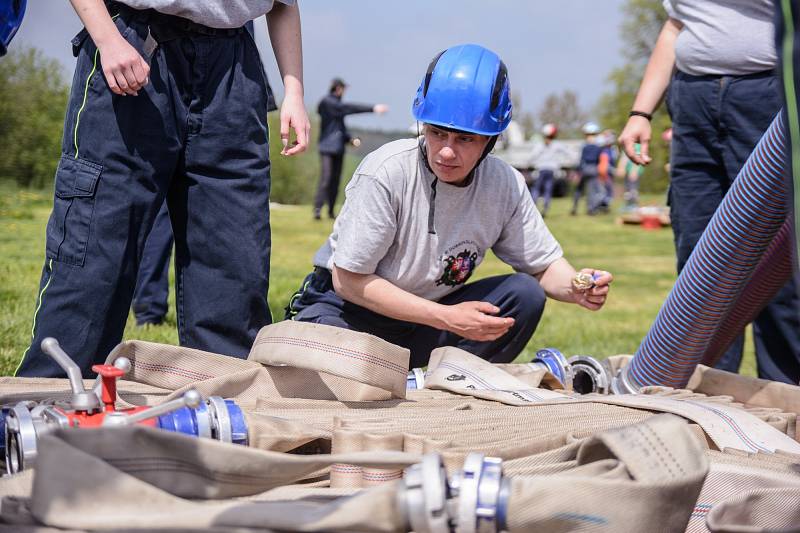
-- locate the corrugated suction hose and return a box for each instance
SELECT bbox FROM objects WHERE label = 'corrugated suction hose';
[623,112,788,390]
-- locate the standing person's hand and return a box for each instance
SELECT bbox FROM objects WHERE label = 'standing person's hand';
[572,269,613,311]
[438,301,514,341]
[373,104,389,115]
[618,116,652,166]
[97,35,150,96]
[279,90,310,156]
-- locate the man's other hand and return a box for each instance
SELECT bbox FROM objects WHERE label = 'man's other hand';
[280,90,310,156]
[440,301,514,341]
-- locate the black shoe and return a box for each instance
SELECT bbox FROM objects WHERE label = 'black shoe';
[328,211,336,220]
[313,210,321,220]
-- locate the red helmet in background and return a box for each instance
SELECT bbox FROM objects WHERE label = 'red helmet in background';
[541,123,558,138]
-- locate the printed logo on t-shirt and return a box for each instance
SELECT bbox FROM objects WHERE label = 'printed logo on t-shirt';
[436,242,480,287]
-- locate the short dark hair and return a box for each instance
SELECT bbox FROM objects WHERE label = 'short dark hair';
[329,77,346,93]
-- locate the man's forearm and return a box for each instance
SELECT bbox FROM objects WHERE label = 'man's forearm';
[630,18,682,114]
[332,266,446,329]
[265,2,304,97]
[70,0,122,49]
[536,257,579,303]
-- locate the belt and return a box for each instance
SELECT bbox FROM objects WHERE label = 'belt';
[105,1,247,38]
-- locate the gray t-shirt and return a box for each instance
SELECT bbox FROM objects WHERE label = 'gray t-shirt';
[663,0,776,76]
[532,142,564,172]
[313,138,563,302]
[115,0,295,28]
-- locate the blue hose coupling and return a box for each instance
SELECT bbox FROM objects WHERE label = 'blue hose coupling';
[532,348,574,389]
[156,396,248,446]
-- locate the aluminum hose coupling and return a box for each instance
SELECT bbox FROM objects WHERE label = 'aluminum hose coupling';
[610,364,641,395]
[567,355,614,395]
[399,452,509,533]
[406,368,427,390]
[2,338,247,475]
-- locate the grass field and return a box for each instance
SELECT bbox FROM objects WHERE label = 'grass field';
[0,183,756,376]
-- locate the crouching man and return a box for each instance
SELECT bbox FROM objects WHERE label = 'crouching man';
[286,44,612,368]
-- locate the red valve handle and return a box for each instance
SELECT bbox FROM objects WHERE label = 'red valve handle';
[92,364,124,411]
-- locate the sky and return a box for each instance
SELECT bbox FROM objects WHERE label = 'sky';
[14,1,627,131]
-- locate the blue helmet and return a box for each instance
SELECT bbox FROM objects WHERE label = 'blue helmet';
[412,44,512,136]
[0,0,26,57]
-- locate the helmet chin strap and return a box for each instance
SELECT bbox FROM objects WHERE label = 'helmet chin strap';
[417,127,497,236]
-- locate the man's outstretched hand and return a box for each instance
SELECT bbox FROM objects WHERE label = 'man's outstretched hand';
[573,269,613,311]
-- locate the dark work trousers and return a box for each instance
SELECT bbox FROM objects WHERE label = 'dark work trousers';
[313,152,345,218]
[286,269,547,368]
[668,69,800,383]
[132,202,173,325]
[531,169,555,216]
[16,9,272,377]
[773,0,800,383]
[571,174,600,215]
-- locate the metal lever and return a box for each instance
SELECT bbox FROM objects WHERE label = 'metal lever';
[102,390,203,426]
[40,338,100,412]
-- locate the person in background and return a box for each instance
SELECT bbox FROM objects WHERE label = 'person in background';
[618,0,800,384]
[530,123,560,217]
[615,143,644,208]
[314,78,388,220]
[286,44,612,368]
[571,122,603,216]
[16,0,310,378]
[597,129,617,211]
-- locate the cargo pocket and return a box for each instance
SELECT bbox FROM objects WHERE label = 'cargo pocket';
[45,155,102,267]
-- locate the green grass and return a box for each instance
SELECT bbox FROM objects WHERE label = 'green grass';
[0,183,756,377]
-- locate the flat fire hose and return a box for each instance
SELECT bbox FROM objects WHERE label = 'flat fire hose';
[425,347,800,455]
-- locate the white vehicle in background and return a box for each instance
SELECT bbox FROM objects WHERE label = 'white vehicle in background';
[493,121,583,197]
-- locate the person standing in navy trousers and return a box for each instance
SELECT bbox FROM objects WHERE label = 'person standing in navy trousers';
[15,0,310,377]
[619,0,800,384]
[131,203,172,326]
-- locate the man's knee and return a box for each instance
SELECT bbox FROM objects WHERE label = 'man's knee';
[503,273,546,319]
[294,303,351,330]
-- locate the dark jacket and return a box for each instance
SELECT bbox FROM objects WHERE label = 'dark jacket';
[579,143,603,177]
[317,94,374,155]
